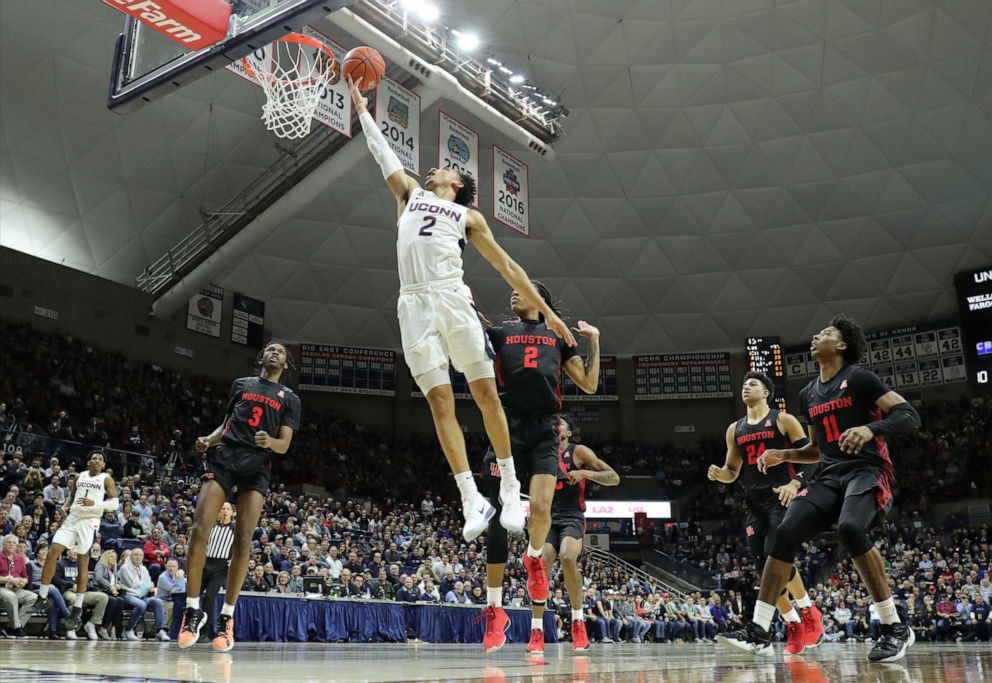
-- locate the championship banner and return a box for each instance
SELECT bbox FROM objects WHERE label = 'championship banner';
[375,77,421,175]
[227,26,352,137]
[633,353,733,400]
[492,145,530,236]
[231,293,265,347]
[438,111,479,207]
[186,284,223,338]
[298,344,396,396]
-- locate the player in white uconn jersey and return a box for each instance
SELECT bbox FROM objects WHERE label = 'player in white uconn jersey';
[349,77,576,541]
[36,451,118,629]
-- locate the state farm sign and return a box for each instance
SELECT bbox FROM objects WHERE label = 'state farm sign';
[102,0,231,51]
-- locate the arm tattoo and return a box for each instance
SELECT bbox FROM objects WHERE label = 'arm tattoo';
[583,469,619,486]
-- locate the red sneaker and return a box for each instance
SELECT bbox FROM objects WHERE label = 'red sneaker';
[801,605,825,648]
[571,619,590,651]
[784,621,806,655]
[526,628,544,654]
[522,554,549,602]
[481,606,510,653]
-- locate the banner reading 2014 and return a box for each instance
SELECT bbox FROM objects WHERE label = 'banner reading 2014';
[375,77,421,175]
[438,111,479,207]
[492,145,529,236]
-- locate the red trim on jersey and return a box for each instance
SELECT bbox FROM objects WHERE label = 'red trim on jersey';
[868,406,895,511]
[787,463,796,480]
[578,479,586,512]
[494,354,504,387]
[555,420,567,476]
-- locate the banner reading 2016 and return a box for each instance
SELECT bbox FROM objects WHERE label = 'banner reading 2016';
[492,145,529,236]
[438,111,479,207]
[375,77,421,175]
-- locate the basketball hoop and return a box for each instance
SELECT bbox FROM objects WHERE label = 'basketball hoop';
[242,33,337,140]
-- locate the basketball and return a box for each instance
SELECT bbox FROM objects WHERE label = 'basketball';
[343,46,385,91]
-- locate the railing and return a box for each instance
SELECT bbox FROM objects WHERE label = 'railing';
[583,545,687,601]
[643,548,715,591]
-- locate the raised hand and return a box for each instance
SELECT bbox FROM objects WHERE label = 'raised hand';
[546,312,577,347]
[347,75,368,114]
[571,320,600,340]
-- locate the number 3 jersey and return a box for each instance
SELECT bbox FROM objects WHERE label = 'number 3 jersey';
[221,376,301,451]
[396,187,469,287]
[734,409,795,495]
[797,364,893,479]
[488,319,578,417]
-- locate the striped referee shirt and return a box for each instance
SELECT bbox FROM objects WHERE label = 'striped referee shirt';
[205,522,235,560]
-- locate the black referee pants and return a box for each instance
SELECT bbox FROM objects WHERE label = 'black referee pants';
[202,559,229,637]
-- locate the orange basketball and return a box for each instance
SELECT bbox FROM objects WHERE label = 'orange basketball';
[343,46,386,92]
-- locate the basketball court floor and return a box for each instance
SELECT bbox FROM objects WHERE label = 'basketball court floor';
[2,641,989,682]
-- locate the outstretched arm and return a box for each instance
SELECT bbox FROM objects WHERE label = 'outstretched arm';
[562,321,601,393]
[347,76,418,209]
[466,210,576,347]
[707,423,743,484]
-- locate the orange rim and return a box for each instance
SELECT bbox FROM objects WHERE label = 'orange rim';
[242,32,336,86]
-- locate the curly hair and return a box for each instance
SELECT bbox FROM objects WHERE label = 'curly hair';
[255,341,296,380]
[830,313,867,365]
[454,171,477,207]
[743,370,774,402]
[530,280,564,323]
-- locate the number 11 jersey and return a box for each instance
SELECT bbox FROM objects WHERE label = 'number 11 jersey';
[797,364,893,478]
[396,187,468,287]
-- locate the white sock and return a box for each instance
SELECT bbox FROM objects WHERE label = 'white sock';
[487,587,502,607]
[753,600,775,631]
[572,609,584,622]
[876,597,899,625]
[782,608,801,624]
[496,457,516,485]
[221,602,235,617]
[454,471,478,504]
[795,593,812,609]
[187,597,200,610]
[531,617,543,630]
[39,584,50,599]
[526,543,543,558]
[74,593,85,609]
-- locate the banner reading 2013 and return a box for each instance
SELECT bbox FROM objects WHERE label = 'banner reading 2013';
[438,111,479,207]
[375,77,421,175]
[492,145,529,236]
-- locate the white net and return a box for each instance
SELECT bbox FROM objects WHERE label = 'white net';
[243,34,336,140]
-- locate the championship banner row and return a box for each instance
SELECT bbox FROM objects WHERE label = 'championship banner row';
[227,29,531,236]
[785,324,967,389]
[186,285,265,347]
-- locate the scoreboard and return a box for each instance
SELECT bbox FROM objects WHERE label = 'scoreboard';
[633,353,733,400]
[955,266,992,389]
[785,323,966,390]
[745,337,786,411]
[298,344,396,396]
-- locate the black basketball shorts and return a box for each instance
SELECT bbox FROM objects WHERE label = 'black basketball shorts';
[794,467,891,521]
[743,492,786,563]
[546,511,585,549]
[202,443,272,496]
[505,414,562,480]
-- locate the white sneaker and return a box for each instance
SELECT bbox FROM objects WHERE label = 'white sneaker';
[498,480,525,533]
[65,629,78,640]
[156,628,171,642]
[84,622,98,641]
[462,492,496,541]
[123,629,139,641]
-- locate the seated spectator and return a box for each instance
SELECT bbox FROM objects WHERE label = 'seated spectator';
[0,533,38,638]
[444,581,470,605]
[395,576,418,603]
[28,545,74,639]
[117,547,169,641]
[142,528,170,583]
[243,565,270,593]
[92,549,125,640]
[154,559,186,627]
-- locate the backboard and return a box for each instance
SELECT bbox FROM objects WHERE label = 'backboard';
[107,0,358,113]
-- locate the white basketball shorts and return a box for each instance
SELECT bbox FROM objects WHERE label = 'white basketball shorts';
[52,515,98,554]
[398,281,494,382]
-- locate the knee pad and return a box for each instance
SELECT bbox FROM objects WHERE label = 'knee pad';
[461,359,495,384]
[837,520,873,557]
[414,365,451,395]
[768,522,799,564]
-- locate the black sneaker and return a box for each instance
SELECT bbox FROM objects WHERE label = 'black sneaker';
[64,607,83,630]
[868,623,915,663]
[35,595,51,612]
[178,607,207,649]
[13,627,29,639]
[716,622,774,657]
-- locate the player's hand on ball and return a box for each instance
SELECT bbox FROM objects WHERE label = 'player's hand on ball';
[571,320,600,340]
[839,426,873,454]
[195,437,210,454]
[254,431,272,449]
[757,449,786,473]
[707,465,722,481]
[774,481,801,507]
[546,312,577,347]
[347,75,368,113]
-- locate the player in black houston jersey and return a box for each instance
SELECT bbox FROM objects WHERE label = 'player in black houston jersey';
[481,416,618,654]
[707,371,823,655]
[179,342,301,653]
[476,282,602,653]
[718,315,920,663]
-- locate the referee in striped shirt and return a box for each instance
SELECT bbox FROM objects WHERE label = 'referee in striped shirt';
[199,501,235,640]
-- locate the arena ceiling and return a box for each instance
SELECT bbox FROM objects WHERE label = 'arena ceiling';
[2,0,992,354]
